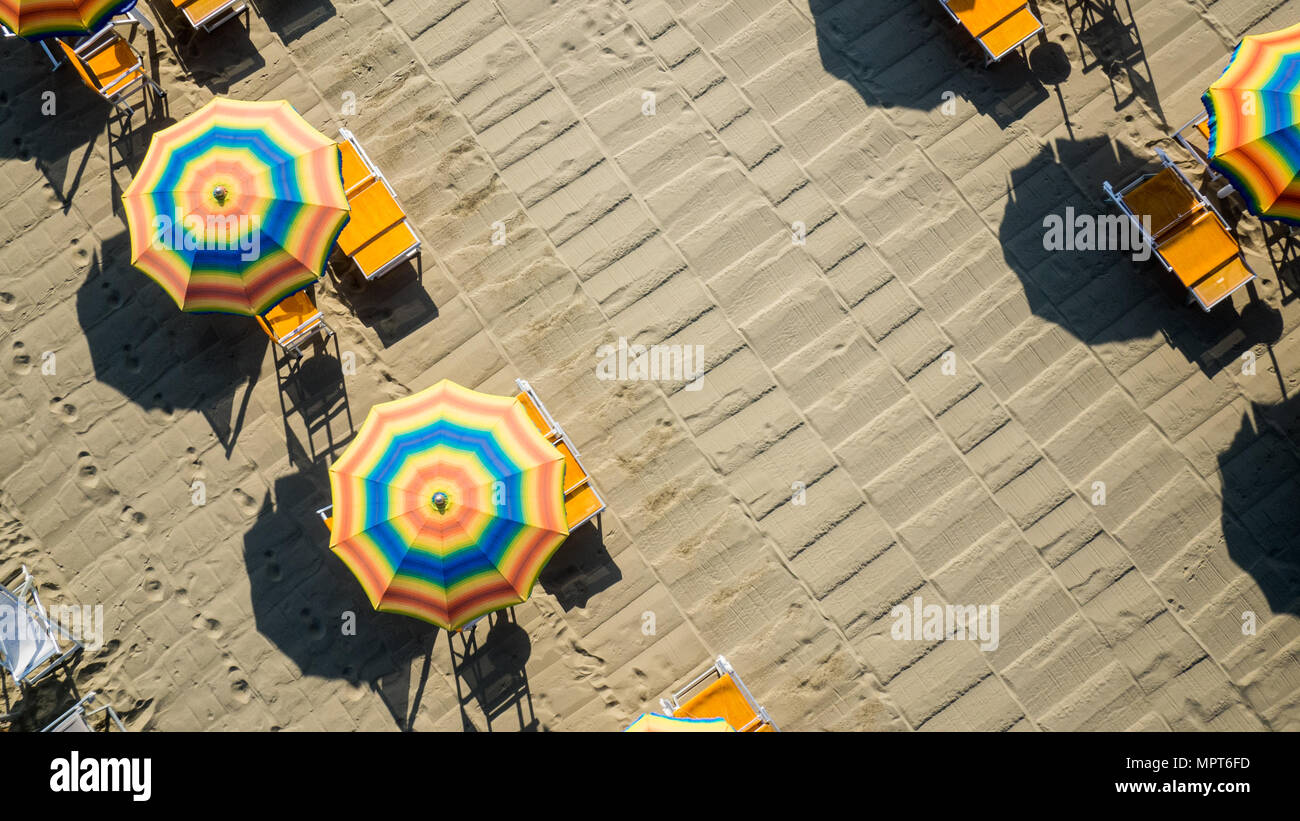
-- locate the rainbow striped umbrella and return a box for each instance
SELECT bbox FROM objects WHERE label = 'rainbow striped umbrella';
[1205,21,1300,223]
[328,379,569,630]
[122,98,349,316]
[0,0,132,38]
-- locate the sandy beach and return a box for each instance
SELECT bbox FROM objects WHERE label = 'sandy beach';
[1,0,1298,731]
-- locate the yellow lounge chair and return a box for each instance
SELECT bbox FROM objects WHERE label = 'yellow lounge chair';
[660,655,778,732]
[940,0,1043,64]
[57,28,164,116]
[1104,147,1255,311]
[514,378,606,531]
[256,289,332,358]
[172,0,248,32]
[335,128,421,281]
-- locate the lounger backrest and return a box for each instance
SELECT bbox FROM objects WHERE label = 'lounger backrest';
[258,290,320,345]
[1124,168,1203,239]
[339,139,375,196]
[0,585,60,683]
[48,710,94,732]
[59,40,103,93]
[677,674,764,731]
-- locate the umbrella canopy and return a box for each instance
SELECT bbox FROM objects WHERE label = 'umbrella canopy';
[624,714,735,732]
[1204,21,1300,223]
[122,98,350,316]
[328,379,570,630]
[0,0,132,38]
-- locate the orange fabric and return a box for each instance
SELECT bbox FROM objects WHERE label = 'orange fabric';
[1196,118,1211,141]
[947,0,1032,37]
[351,221,418,278]
[515,391,554,437]
[1158,213,1240,287]
[677,674,763,732]
[177,0,236,24]
[338,141,374,195]
[63,36,142,98]
[337,182,404,256]
[979,7,1040,57]
[554,439,586,492]
[1189,257,1253,307]
[1124,168,1202,237]
[564,483,602,528]
[258,290,318,341]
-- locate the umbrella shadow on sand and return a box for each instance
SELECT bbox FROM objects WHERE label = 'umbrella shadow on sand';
[997,134,1284,379]
[242,467,438,688]
[75,232,266,455]
[809,0,1065,131]
[1215,395,1300,617]
[0,28,168,212]
[997,134,1300,617]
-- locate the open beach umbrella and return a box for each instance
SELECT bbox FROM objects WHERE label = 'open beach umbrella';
[328,379,570,631]
[624,714,735,732]
[0,0,134,38]
[122,97,350,316]
[1204,21,1300,223]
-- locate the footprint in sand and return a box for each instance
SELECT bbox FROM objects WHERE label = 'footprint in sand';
[118,506,148,535]
[262,548,282,583]
[142,566,166,602]
[49,397,78,424]
[75,452,100,489]
[99,279,121,309]
[231,487,261,518]
[11,342,31,375]
[121,344,140,373]
[192,615,222,639]
[228,665,252,705]
[300,608,326,640]
[0,292,14,313]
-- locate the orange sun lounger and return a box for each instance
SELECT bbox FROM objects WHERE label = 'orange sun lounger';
[1103,147,1255,311]
[660,655,778,732]
[57,27,165,116]
[336,128,421,281]
[172,0,248,32]
[940,0,1043,64]
[514,378,606,531]
[257,289,332,358]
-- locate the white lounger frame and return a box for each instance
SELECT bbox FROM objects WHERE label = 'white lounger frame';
[1103,146,1255,311]
[337,127,421,281]
[61,24,166,116]
[1171,112,1235,197]
[659,655,778,732]
[515,378,605,530]
[0,565,83,688]
[939,0,1043,65]
[42,691,127,732]
[179,0,248,33]
[263,300,332,359]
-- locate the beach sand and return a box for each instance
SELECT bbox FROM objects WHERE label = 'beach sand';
[0,0,1297,731]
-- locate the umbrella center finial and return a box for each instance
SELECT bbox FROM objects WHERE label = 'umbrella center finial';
[432,492,449,512]
[212,184,228,204]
